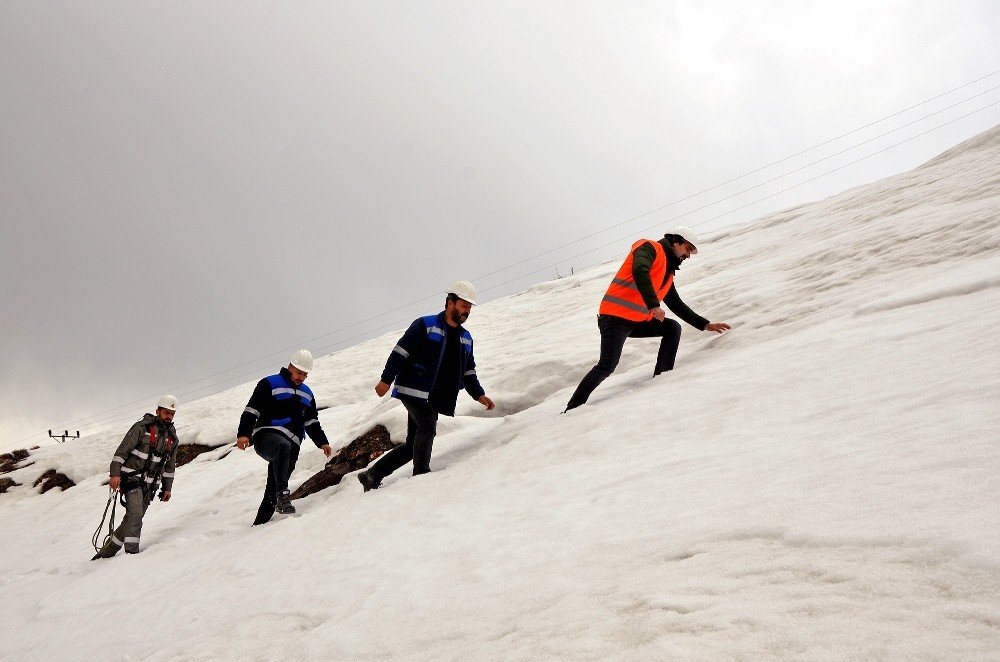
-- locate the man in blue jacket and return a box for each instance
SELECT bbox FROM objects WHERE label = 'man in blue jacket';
[236,349,333,523]
[358,280,495,491]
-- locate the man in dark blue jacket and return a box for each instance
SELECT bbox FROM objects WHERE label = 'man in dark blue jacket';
[358,280,495,491]
[236,349,332,523]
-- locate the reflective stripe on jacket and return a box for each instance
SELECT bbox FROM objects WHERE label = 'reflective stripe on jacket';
[599,239,674,321]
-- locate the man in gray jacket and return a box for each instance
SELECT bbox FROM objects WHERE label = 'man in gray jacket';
[92,395,181,559]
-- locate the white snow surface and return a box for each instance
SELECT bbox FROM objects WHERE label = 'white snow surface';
[2,126,1000,660]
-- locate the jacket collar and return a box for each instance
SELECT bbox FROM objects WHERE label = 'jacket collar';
[142,412,176,437]
[660,238,682,273]
[436,310,465,334]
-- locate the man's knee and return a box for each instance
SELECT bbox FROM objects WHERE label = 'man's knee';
[274,437,291,459]
[591,361,618,376]
[409,406,438,434]
[418,417,437,436]
[256,432,291,459]
[123,513,144,531]
[651,318,681,339]
[661,319,682,347]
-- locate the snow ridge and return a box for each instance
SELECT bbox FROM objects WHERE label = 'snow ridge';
[2,125,1000,660]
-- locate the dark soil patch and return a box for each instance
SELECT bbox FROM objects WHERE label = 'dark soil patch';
[291,425,397,500]
[33,469,76,494]
[175,443,229,467]
[0,448,31,475]
[0,477,20,494]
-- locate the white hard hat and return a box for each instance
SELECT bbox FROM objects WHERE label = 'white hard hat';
[289,349,314,372]
[157,394,179,412]
[668,225,699,254]
[447,280,478,305]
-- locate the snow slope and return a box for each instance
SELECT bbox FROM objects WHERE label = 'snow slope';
[2,126,999,660]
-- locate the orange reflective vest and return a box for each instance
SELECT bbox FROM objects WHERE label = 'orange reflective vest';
[599,239,673,322]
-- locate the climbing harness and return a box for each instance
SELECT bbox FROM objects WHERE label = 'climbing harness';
[128,424,173,500]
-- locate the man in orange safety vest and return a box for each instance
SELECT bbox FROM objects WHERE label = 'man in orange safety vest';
[565,226,730,411]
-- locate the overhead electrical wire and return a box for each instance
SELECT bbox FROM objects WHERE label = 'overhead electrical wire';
[20,84,999,444]
[49,97,1000,442]
[11,73,999,448]
[467,74,1000,284]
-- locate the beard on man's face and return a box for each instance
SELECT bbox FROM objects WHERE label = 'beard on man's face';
[450,308,469,324]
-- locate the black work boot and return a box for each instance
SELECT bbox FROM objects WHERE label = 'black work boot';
[91,541,120,560]
[274,490,295,514]
[357,470,380,492]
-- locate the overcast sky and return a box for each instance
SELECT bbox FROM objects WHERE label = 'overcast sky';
[2,1,998,451]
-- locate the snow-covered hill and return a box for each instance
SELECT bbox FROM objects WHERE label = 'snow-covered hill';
[2,126,999,660]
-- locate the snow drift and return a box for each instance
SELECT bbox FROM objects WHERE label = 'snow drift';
[2,125,999,660]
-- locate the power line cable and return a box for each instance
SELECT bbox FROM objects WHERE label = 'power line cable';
[534,86,1000,261]
[472,98,1000,297]
[55,97,1000,443]
[463,71,1000,284]
[21,91,1000,445]
[14,75,999,447]
[41,291,444,432]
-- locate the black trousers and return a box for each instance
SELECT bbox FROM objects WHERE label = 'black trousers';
[254,431,295,492]
[566,314,682,410]
[368,398,440,481]
[252,430,300,525]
